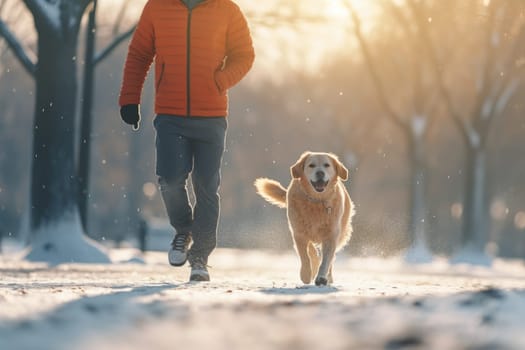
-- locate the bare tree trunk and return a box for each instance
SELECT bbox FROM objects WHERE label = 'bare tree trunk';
[78,0,135,232]
[462,144,488,250]
[23,0,109,263]
[78,0,97,231]
[405,127,432,262]
[409,134,426,244]
[408,0,524,264]
[450,139,491,265]
[30,26,79,231]
[347,2,434,261]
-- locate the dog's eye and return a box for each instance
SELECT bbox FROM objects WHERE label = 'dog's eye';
[324,163,330,168]
[308,164,316,168]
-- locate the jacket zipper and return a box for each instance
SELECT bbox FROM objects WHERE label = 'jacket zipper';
[186,8,192,117]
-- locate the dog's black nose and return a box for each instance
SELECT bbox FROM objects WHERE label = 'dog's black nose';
[316,171,324,180]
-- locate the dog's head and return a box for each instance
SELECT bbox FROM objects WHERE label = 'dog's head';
[290,151,348,194]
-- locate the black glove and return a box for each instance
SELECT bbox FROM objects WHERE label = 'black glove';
[120,104,140,130]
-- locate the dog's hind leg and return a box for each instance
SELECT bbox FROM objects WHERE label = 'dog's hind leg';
[294,237,312,284]
[315,239,336,286]
[307,242,321,279]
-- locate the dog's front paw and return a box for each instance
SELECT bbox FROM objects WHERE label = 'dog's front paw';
[300,265,312,284]
[315,276,328,286]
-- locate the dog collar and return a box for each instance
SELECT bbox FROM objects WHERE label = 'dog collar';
[298,187,333,214]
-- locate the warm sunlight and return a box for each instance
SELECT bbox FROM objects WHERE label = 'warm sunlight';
[238,0,380,80]
[332,0,379,25]
[104,0,380,81]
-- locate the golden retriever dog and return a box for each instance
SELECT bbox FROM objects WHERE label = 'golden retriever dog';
[254,151,354,286]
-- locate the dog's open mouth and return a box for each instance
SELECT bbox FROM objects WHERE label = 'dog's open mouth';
[311,180,329,193]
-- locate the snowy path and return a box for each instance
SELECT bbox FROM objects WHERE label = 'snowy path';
[1,248,525,350]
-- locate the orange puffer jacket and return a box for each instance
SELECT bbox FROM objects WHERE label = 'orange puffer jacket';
[119,0,255,117]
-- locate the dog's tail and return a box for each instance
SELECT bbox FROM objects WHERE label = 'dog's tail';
[254,178,287,208]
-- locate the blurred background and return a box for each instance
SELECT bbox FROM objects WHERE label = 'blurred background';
[0,0,524,259]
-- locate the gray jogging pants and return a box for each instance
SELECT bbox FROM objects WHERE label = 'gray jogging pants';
[154,114,227,261]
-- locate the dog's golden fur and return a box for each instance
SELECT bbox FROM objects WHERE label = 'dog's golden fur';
[254,151,355,286]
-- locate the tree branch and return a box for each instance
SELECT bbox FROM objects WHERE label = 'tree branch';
[485,76,520,124]
[80,0,93,10]
[384,0,435,133]
[112,0,129,36]
[503,7,525,69]
[470,1,498,130]
[407,0,471,143]
[493,77,519,117]
[345,1,406,130]
[491,5,525,100]
[93,24,135,66]
[0,19,36,76]
[476,76,519,148]
[22,0,60,33]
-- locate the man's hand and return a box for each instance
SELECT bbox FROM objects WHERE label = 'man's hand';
[120,104,141,130]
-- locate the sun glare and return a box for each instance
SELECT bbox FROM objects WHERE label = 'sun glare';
[322,0,380,29]
[103,0,380,81]
[325,1,349,19]
[343,0,379,24]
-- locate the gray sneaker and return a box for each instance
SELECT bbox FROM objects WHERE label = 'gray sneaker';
[189,256,210,282]
[168,232,191,266]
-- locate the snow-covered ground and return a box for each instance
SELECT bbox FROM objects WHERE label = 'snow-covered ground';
[1,246,525,350]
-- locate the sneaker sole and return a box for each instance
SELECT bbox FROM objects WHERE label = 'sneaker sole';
[189,274,210,282]
[168,253,188,266]
[169,260,187,267]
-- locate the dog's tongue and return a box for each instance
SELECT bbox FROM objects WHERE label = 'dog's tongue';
[312,180,327,192]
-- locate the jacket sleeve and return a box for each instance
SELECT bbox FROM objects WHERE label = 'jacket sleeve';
[118,1,155,106]
[215,3,255,92]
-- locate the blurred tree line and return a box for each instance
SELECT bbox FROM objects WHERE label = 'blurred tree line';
[0,0,524,259]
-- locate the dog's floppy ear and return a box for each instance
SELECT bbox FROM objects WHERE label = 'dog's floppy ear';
[291,152,309,179]
[329,154,348,181]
